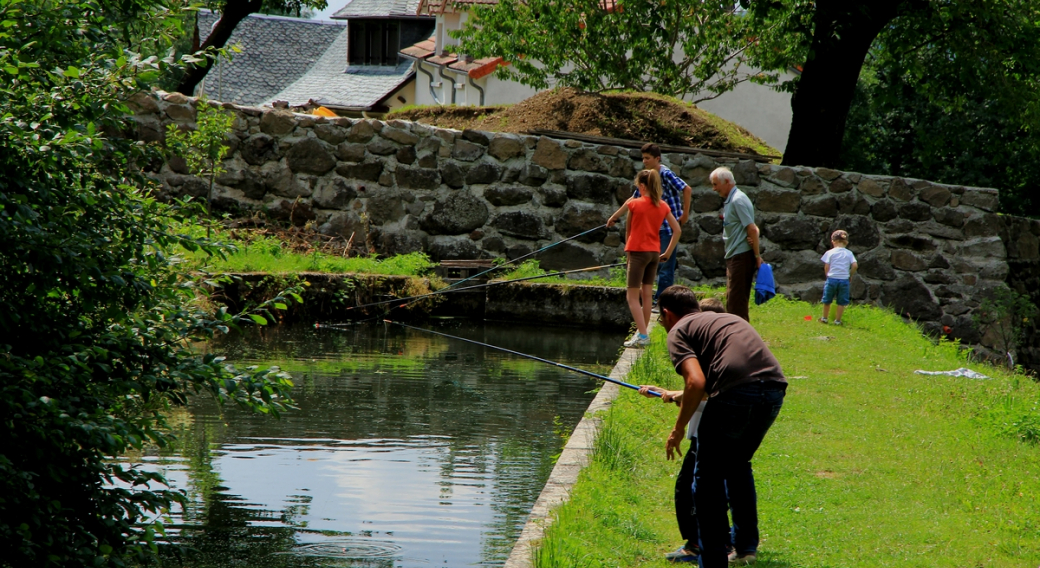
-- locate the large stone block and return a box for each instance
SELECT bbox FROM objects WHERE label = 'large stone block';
[347,120,376,143]
[366,189,408,225]
[380,127,419,146]
[933,207,966,228]
[857,177,886,197]
[260,111,296,136]
[827,215,880,253]
[756,188,800,213]
[774,250,824,284]
[691,190,723,213]
[396,166,441,190]
[828,177,853,193]
[765,167,797,188]
[314,124,348,144]
[484,185,533,206]
[465,162,503,185]
[536,241,598,271]
[539,185,568,207]
[690,236,726,278]
[963,213,1002,238]
[798,176,826,195]
[336,142,366,162]
[698,214,723,235]
[763,217,823,250]
[336,161,383,182]
[858,248,896,281]
[286,137,335,175]
[888,178,914,201]
[266,198,315,226]
[891,250,928,271]
[568,149,610,173]
[898,202,932,222]
[462,129,490,146]
[380,231,428,256]
[318,211,364,238]
[610,156,637,179]
[421,193,490,235]
[956,236,1006,258]
[367,137,398,156]
[880,276,942,320]
[441,162,467,189]
[240,133,277,165]
[428,236,482,261]
[488,134,525,161]
[919,185,952,207]
[518,164,549,187]
[531,137,568,170]
[452,139,485,162]
[566,173,616,205]
[733,160,760,186]
[493,210,548,240]
[313,176,357,209]
[555,202,610,243]
[802,195,837,217]
[960,188,999,211]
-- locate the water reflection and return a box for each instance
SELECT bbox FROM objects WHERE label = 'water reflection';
[149,320,625,567]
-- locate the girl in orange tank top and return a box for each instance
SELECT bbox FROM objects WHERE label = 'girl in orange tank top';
[607,169,681,347]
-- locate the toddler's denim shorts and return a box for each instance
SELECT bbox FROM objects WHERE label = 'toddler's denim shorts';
[822,277,850,306]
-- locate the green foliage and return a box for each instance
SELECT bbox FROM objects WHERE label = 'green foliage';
[0,0,302,565]
[453,0,801,102]
[497,260,627,288]
[533,295,1040,567]
[973,286,1038,365]
[838,0,1040,215]
[165,99,235,219]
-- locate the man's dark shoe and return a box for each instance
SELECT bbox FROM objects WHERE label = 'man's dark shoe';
[664,545,699,563]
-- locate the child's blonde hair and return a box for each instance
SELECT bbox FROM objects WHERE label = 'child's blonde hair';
[699,297,726,313]
[831,229,849,244]
[635,169,662,206]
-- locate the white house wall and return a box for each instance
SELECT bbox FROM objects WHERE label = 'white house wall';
[693,73,795,153]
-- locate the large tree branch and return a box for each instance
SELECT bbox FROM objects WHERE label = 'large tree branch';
[175,0,264,96]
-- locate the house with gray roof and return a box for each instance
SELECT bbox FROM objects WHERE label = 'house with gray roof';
[198,4,433,115]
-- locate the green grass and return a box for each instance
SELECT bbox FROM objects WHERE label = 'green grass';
[495,260,628,288]
[175,225,435,276]
[533,295,1040,568]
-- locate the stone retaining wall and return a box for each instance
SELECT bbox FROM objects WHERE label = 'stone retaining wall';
[136,92,1040,365]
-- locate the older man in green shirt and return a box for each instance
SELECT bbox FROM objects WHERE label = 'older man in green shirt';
[711,167,761,322]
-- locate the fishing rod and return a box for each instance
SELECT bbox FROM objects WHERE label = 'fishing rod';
[336,261,625,314]
[384,320,661,397]
[434,224,608,292]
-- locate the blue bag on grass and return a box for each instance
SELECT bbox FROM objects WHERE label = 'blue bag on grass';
[754,263,775,305]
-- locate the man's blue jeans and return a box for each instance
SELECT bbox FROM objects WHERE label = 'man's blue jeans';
[655,228,677,301]
[694,381,786,568]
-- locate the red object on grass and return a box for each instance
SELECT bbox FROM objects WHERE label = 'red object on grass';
[804,315,812,321]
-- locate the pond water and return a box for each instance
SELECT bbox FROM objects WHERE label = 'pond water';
[144,320,626,567]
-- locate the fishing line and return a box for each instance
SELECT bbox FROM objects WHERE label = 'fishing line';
[384,320,660,397]
[437,224,608,291]
[332,261,625,316]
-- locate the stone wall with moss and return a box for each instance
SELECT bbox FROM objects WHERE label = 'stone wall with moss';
[135,91,1040,361]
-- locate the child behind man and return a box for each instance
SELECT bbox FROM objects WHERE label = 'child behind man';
[819,230,858,325]
[639,296,727,563]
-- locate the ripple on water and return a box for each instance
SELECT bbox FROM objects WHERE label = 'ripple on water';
[279,540,403,559]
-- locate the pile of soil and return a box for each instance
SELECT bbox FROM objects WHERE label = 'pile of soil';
[392,87,776,155]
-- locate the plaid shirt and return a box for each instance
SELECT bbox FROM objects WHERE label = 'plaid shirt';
[633,164,686,236]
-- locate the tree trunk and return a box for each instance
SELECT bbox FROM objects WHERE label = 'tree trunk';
[176,0,264,96]
[782,1,910,167]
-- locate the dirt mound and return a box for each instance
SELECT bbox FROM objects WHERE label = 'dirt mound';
[392,88,777,156]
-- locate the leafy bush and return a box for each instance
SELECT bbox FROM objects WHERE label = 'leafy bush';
[0,1,298,565]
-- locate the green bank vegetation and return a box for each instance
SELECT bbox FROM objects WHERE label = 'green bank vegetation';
[535,296,1040,568]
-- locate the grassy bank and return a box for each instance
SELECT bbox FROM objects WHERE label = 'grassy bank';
[535,296,1040,567]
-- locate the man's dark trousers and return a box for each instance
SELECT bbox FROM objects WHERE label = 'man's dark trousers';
[694,381,786,568]
[655,228,677,301]
[725,250,757,321]
[676,441,699,548]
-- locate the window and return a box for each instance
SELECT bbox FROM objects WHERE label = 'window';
[349,21,401,66]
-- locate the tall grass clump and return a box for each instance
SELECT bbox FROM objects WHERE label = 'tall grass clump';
[532,294,1040,567]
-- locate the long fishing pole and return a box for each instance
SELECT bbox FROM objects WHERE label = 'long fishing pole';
[385,320,661,397]
[336,261,625,314]
[436,224,608,292]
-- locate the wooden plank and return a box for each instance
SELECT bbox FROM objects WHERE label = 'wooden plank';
[525,128,781,163]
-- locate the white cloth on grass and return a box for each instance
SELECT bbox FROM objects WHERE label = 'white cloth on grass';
[914,367,991,380]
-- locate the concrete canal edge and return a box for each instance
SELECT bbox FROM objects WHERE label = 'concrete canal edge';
[503,328,655,568]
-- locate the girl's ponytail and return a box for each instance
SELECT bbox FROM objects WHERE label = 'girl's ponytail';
[635,169,663,206]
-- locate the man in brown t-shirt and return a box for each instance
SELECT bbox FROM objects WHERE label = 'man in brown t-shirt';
[657,286,787,567]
